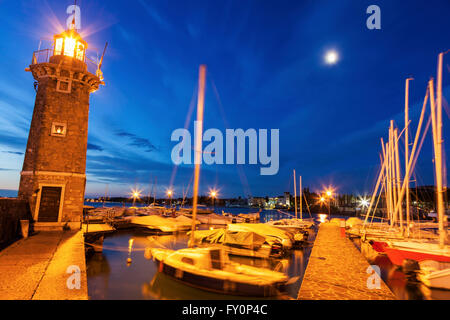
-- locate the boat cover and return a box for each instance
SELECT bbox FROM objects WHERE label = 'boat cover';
[223,231,265,249]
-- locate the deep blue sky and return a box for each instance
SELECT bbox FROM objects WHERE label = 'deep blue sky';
[0,0,449,198]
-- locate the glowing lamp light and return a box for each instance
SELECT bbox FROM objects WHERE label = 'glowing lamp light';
[130,189,141,200]
[326,190,332,197]
[53,30,86,62]
[320,197,325,202]
[167,190,173,197]
[359,198,370,208]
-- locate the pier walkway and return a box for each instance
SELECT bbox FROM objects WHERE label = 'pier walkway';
[0,231,88,300]
[298,223,396,300]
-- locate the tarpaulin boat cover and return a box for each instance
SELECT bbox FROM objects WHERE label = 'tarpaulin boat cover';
[227,223,292,241]
[190,229,266,249]
[131,215,190,228]
[223,231,265,249]
[189,229,226,244]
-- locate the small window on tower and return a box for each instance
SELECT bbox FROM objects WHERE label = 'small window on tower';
[51,122,67,137]
[56,79,72,93]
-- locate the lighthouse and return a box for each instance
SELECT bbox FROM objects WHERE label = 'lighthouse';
[18,14,104,230]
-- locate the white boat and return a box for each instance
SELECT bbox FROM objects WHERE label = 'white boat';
[417,260,450,290]
[129,215,193,233]
[267,218,314,230]
[189,228,284,258]
[150,247,288,297]
[194,213,236,225]
[237,211,261,222]
[227,223,293,249]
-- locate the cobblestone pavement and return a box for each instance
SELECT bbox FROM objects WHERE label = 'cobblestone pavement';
[0,231,87,300]
[298,223,396,300]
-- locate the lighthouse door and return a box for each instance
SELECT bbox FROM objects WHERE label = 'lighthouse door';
[37,186,62,222]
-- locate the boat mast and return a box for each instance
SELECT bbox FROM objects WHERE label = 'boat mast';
[293,170,297,219]
[436,52,447,248]
[389,121,398,227]
[386,139,393,226]
[394,128,404,233]
[430,55,446,248]
[189,65,206,248]
[392,87,429,222]
[405,78,413,234]
[299,175,303,220]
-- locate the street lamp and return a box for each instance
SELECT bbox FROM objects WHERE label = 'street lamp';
[358,197,370,214]
[325,189,333,215]
[167,189,173,208]
[131,189,141,207]
[210,189,218,210]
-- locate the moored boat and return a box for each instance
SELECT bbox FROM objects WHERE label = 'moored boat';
[150,247,288,297]
[227,223,294,249]
[189,228,284,258]
[384,241,450,266]
[417,260,450,290]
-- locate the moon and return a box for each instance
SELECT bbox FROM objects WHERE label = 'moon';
[325,50,339,65]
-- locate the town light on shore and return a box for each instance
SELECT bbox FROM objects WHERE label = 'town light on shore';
[130,189,141,207]
[359,197,370,208]
[209,189,218,208]
[167,189,173,207]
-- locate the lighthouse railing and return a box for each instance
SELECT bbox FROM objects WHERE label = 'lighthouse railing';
[31,49,100,77]
[31,49,52,65]
[85,56,100,76]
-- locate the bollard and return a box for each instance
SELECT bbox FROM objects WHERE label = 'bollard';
[340,219,346,238]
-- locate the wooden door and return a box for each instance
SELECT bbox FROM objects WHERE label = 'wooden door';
[37,186,62,222]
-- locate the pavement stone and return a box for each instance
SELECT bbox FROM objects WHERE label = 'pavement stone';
[298,223,396,300]
[0,231,88,300]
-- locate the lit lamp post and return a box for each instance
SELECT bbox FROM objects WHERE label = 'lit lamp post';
[131,190,141,207]
[325,190,333,215]
[167,189,173,208]
[359,198,370,215]
[319,196,326,213]
[210,190,218,210]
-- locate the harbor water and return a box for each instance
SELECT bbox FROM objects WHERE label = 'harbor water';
[84,203,450,300]
[85,205,316,300]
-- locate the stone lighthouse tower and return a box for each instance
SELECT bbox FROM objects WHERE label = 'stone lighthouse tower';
[18,21,104,230]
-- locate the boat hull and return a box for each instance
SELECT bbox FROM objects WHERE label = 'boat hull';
[384,247,450,266]
[370,241,388,253]
[155,259,286,297]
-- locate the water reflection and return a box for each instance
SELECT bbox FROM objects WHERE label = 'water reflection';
[86,211,317,300]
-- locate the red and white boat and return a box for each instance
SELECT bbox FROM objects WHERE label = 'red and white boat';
[384,241,450,266]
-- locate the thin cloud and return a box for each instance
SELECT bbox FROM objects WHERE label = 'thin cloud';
[115,131,158,153]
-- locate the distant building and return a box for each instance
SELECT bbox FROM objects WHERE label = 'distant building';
[248,197,267,208]
[284,192,291,207]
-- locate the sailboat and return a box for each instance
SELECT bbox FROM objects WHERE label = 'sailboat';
[358,54,450,292]
[150,247,288,296]
[150,65,290,297]
[268,171,315,231]
[358,64,449,267]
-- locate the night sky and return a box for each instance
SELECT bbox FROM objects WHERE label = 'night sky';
[0,0,449,198]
